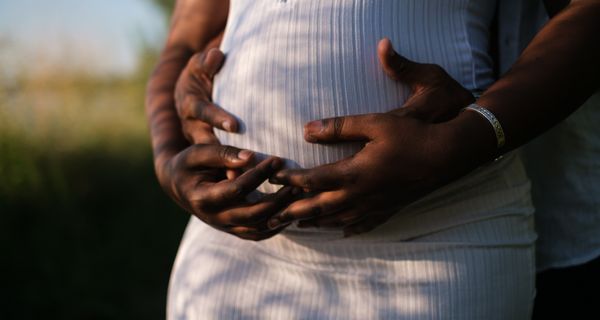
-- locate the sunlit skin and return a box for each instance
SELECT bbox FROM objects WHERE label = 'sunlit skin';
[275,0,600,235]
[147,0,600,239]
[176,40,481,235]
[146,0,297,241]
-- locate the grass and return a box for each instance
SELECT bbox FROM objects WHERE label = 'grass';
[0,55,188,319]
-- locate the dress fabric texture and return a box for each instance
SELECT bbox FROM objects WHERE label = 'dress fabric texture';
[168,0,539,319]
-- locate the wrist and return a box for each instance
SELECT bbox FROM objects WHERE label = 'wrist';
[436,109,499,176]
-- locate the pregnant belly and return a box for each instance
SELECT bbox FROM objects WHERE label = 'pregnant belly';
[213,0,488,193]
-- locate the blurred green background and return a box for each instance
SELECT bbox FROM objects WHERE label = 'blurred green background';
[0,0,191,319]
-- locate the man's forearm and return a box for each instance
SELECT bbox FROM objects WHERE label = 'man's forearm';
[450,0,600,164]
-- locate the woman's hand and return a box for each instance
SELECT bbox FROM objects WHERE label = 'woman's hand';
[146,0,295,240]
[266,39,484,236]
[159,145,298,241]
[158,48,297,241]
[175,47,255,181]
[174,48,239,145]
[168,47,298,241]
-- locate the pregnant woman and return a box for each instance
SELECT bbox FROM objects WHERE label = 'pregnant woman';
[146,0,600,319]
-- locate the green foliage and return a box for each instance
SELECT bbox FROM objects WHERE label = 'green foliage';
[0,26,187,320]
[149,0,175,15]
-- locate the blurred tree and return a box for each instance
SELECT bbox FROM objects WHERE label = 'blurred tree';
[0,1,188,319]
[150,0,175,15]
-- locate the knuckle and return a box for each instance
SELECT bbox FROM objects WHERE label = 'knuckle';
[366,113,391,129]
[219,146,238,162]
[181,96,196,118]
[332,117,345,138]
[226,183,244,198]
[190,52,204,74]
[364,113,382,123]
[190,196,209,212]
[291,202,323,218]
[194,102,211,121]
[169,151,186,170]
[278,208,294,222]
[211,214,232,227]
[341,169,359,185]
[244,213,265,224]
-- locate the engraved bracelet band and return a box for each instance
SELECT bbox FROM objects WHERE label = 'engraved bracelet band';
[463,103,506,149]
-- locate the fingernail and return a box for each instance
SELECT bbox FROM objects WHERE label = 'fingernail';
[304,121,323,142]
[237,150,253,160]
[222,120,233,132]
[305,120,323,134]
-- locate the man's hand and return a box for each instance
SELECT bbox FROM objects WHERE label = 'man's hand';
[159,145,298,241]
[377,38,475,122]
[266,39,477,237]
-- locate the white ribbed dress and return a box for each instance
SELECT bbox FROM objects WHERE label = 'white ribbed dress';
[168,1,537,319]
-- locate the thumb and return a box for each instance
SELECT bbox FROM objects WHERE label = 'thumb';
[203,48,226,78]
[190,48,225,79]
[377,38,424,90]
[304,114,382,143]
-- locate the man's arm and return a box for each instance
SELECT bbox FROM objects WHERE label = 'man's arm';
[449,0,600,168]
[268,1,600,235]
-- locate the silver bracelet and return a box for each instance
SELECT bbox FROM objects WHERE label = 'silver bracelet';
[463,103,506,149]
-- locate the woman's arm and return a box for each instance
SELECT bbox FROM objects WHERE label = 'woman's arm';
[146,0,229,180]
[145,0,296,241]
